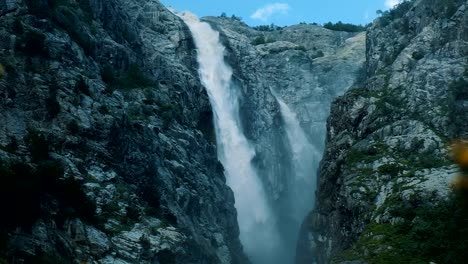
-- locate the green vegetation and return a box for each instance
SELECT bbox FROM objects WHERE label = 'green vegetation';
[411,51,425,60]
[450,77,468,101]
[0,64,4,80]
[0,132,95,233]
[55,5,94,54]
[12,17,24,34]
[346,141,389,165]
[323,21,366,32]
[335,192,468,264]
[156,249,176,264]
[25,0,94,54]
[101,64,116,86]
[294,45,307,52]
[440,0,458,18]
[219,12,244,22]
[345,135,449,181]
[374,84,406,116]
[67,120,80,135]
[15,31,49,57]
[231,14,242,21]
[376,1,413,27]
[118,64,153,88]
[46,83,61,119]
[96,183,142,235]
[26,252,67,264]
[26,130,50,161]
[377,0,458,29]
[75,76,91,96]
[99,105,110,115]
[447,76,468,136]
[158,101,183,128]
[0,137,18,153]
[400,17,410,34]
[378,163,403,177]
[311,50,324,59]
[251,35,275,45]
[253,24,284,31]
[101,64,154,90]
[354,66,367,85]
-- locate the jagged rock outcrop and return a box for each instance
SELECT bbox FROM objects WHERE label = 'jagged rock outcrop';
[297,0,468,263]
[0,0,248,263]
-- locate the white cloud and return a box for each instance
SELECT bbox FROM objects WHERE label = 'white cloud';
[250,3,290,22]
[385,0,401,9]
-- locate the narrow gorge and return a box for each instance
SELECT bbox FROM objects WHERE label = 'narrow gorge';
[0,0,467,263]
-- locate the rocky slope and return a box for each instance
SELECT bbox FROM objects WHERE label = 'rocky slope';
[0,0,248,263]
[297,0,468,263]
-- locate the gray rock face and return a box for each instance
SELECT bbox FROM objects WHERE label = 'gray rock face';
[297,0,468,263]
[201,17,365,262]
[0,0,247,263]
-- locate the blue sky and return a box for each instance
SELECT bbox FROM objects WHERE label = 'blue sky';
[159,0,401,26]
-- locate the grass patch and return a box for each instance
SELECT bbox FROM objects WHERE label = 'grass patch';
[378,163,403,177]
[346,141,389,165]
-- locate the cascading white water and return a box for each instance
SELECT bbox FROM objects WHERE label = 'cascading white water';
[275,95,320,226]
[178,12,282,264]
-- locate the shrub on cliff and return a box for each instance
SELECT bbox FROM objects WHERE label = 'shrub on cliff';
[0,64,4,79]
[440,0,458,18]
[0,131,96,232]
[119,64,153,89]
[323,21,366,32]
[75,76,91,96]
[251,36,266,45]
[26,130,50,161]
[46,83,61,119]
[253,24,283,31]
[15,31,49,57]
[101,64,153,90]
[251,36,275,45]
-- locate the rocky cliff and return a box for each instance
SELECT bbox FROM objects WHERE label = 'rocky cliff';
[0,0,248,263]
[4,0,464,263]
[297,0,468,263]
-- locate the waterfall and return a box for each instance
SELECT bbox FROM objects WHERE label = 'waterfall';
[178,12,283,264]
[275,96,320,223]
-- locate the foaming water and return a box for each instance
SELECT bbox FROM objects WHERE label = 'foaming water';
[272,94,320,260]
[276,97,319,222]
[178,12,283,264]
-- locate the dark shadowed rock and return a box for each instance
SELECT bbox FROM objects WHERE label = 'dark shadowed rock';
[0,0,247,263]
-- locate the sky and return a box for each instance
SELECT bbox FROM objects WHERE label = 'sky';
[159,0,402,26]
